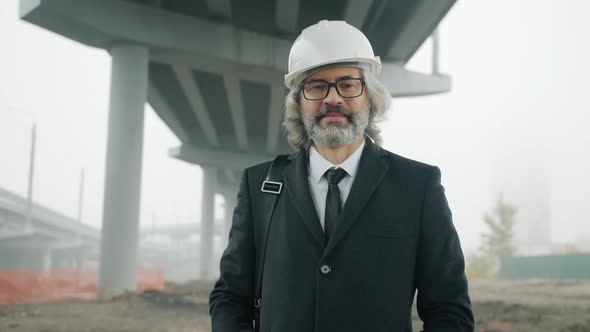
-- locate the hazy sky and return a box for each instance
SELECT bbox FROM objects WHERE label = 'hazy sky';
[1,0,589,253]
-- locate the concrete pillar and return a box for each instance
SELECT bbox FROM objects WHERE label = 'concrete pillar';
[98,45,149,298]
[431,29,439,75]
[200,166,217,279]
[75,252,83,269]
[42,248,52,271]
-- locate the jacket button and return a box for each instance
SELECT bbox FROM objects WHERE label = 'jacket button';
[320,265,331,275]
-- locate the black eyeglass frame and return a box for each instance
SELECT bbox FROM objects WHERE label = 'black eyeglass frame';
[299,78,366,101]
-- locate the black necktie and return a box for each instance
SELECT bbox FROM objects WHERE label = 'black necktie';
[324,168,348,241]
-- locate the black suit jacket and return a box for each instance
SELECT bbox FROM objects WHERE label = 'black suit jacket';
[210,139,474,332]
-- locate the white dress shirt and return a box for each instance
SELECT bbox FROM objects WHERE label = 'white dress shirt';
[308,139,365,231]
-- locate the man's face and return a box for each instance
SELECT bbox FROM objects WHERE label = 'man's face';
[299,66,371,147]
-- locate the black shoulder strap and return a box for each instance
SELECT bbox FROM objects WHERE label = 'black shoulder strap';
[253,154,290,330]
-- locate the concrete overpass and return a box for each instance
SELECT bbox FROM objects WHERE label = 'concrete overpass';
[19,0,458,297]
[0,186,206,280]
[0,186,97,269]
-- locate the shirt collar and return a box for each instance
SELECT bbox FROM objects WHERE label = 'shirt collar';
[309,139,365,184]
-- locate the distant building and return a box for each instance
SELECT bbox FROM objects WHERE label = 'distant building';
[493,146,552,255]
[550,235,590,254]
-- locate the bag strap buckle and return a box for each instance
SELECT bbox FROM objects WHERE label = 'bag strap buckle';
[260,180,282,194]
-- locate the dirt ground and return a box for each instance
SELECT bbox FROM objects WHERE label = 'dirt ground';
[1,278,589,332]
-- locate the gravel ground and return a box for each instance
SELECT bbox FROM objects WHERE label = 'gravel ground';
[1,279,589,331]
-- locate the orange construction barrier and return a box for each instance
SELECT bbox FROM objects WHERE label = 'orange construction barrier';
[0,267,164,304]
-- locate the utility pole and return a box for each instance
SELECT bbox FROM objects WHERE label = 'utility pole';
[77,168,85,225]
[25,123,36,232]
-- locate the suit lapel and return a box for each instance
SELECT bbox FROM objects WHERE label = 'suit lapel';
[324,139,389,255]
[283,150,326,249]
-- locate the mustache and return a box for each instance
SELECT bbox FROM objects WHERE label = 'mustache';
[313,106,354,121]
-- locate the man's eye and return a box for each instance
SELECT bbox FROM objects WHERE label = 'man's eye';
[339,83,356,91]
[308,84,325,91]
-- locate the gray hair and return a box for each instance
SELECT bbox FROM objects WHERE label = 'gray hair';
[282,66,391,150]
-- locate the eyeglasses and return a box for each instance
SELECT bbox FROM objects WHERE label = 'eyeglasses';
[300,78,366,101]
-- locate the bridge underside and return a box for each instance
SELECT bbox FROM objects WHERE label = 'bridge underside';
[19,0,457,297]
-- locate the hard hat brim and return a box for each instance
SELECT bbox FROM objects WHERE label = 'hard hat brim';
[284,57,382,89]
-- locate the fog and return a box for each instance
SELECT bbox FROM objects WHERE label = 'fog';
[1,0,589,256]
[2,1,590,331]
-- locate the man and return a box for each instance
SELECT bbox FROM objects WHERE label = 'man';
[210,20,474,332]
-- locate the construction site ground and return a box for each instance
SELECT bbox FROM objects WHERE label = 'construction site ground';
[1,278,589,332]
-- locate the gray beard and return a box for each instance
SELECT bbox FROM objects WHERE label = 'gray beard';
[303,105,370,147]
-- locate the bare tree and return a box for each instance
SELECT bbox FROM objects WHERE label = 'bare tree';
[466,194,517,278]
[480,194,517,257]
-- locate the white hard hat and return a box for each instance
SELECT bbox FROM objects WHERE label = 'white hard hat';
[284,20,382,89]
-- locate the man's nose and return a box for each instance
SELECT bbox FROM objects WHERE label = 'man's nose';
[323,86,344,105]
